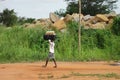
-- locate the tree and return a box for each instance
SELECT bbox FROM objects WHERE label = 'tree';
[0,13,2,23]
[54,9,66,17]
[58,0,118,16]
[81,0,118,15]
[111,16,120,36]
[17,17,35,25]
[0,8,17,27]
[66,1,79,15]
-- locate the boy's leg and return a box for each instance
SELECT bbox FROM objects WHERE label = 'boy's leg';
[52,58,57,68]
[43,58,49,67]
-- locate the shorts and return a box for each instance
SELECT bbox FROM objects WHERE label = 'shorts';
[48,52,55,59]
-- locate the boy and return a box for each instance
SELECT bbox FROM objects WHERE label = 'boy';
[43,39,57,68]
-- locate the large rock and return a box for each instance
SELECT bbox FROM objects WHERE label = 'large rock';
[24,23,31,27]
[49,13,59,23]
[106,11,117,19]
[86,16,98,24]
[96,14,109,22]
[72,13,84,22]
[108,19,114,24]
[25,24,35,28]
[35,18,52,27]
[64,14,73,22]
[91,22,106,29]
[53,19,66,30]
[83,15,92,21]
[84,23,92,29]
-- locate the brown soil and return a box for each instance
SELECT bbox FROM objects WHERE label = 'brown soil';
[0,62,120,80]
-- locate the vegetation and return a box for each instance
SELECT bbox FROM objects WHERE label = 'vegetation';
[70,72,120,79]
[17,17,35,25]
[0,2,120,62]
[0,9,17,27]
[0,8,35,27]
[0,17,120,63]
[55,0,118,16]
[0,26,47,62]
[111,16,120,36]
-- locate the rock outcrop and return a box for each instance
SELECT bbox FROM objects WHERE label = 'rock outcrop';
[24,11,118,30]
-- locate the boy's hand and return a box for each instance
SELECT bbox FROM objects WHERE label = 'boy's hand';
[48,39,51,42]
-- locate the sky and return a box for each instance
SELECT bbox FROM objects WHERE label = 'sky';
[0,0,120,19]
[0,0,67,19]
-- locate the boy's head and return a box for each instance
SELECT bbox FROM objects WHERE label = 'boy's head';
[51,39,54,42]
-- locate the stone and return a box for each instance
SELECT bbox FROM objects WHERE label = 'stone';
[86,16,98,24]
[49,13,59,23]
[83,15,92,21]
[91,22,106,29]
[72,13,83,22]
[96,14,109,22]
[24,23,30,27]
[64,14,73,22]
[106,11,117,19]
[53,19,66,30]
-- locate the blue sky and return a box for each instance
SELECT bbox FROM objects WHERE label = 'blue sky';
[0,0,120,19]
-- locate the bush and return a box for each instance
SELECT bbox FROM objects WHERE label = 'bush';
[0,21,120,62]
[0,8,17,27]
[111,16,120,36]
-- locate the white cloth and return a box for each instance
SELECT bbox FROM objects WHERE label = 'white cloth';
[49,40,55,53]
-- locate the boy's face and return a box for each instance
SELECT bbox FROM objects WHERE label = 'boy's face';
[51,40,54,42]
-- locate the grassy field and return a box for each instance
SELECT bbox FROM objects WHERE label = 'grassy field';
[0,21,120,63]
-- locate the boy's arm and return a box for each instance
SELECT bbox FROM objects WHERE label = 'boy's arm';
[48,39,51,43]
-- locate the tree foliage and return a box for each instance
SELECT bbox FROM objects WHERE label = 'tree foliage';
[58,0,118,16]
[0,8,17,27]
[54,9,66,17]
[111,16,120,36]
[18,17,35,25]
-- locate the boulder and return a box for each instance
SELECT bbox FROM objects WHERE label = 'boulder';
[86,16,98,24]
[53,19,66,30]
[72,13,84,22]
[24,23,30,27]
[108,19,114,24]
[84,23,92,29]
[64,14,73,22]
[83,15,92,21]
[106,11,117,19]
[49,13,59,23]
[26,24,35,28]
[96,14,109,22]
[35,18,52,27]
[91,22,106,29]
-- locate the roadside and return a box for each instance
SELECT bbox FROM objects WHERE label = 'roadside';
[0,62,120,80]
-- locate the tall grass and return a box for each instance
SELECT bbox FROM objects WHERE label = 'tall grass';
[0,20,120,63]
[0,26,47,62]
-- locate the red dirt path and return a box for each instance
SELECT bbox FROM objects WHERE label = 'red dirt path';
[0,62,120,80]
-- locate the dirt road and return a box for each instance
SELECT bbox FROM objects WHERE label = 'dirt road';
[0,62,120,80]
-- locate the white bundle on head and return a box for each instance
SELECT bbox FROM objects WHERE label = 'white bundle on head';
[45,31,56,35]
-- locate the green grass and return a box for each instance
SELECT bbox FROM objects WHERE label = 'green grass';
[0,21,120,63]
[59,72,120,79]
[71,72,120,79]
[0,26,47,62]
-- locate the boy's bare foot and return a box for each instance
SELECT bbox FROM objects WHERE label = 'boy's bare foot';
[42,65,47,68]
[53,65,57,68]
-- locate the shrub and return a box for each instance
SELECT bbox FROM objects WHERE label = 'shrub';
[0,8,17,27]
[111,16,120,36]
